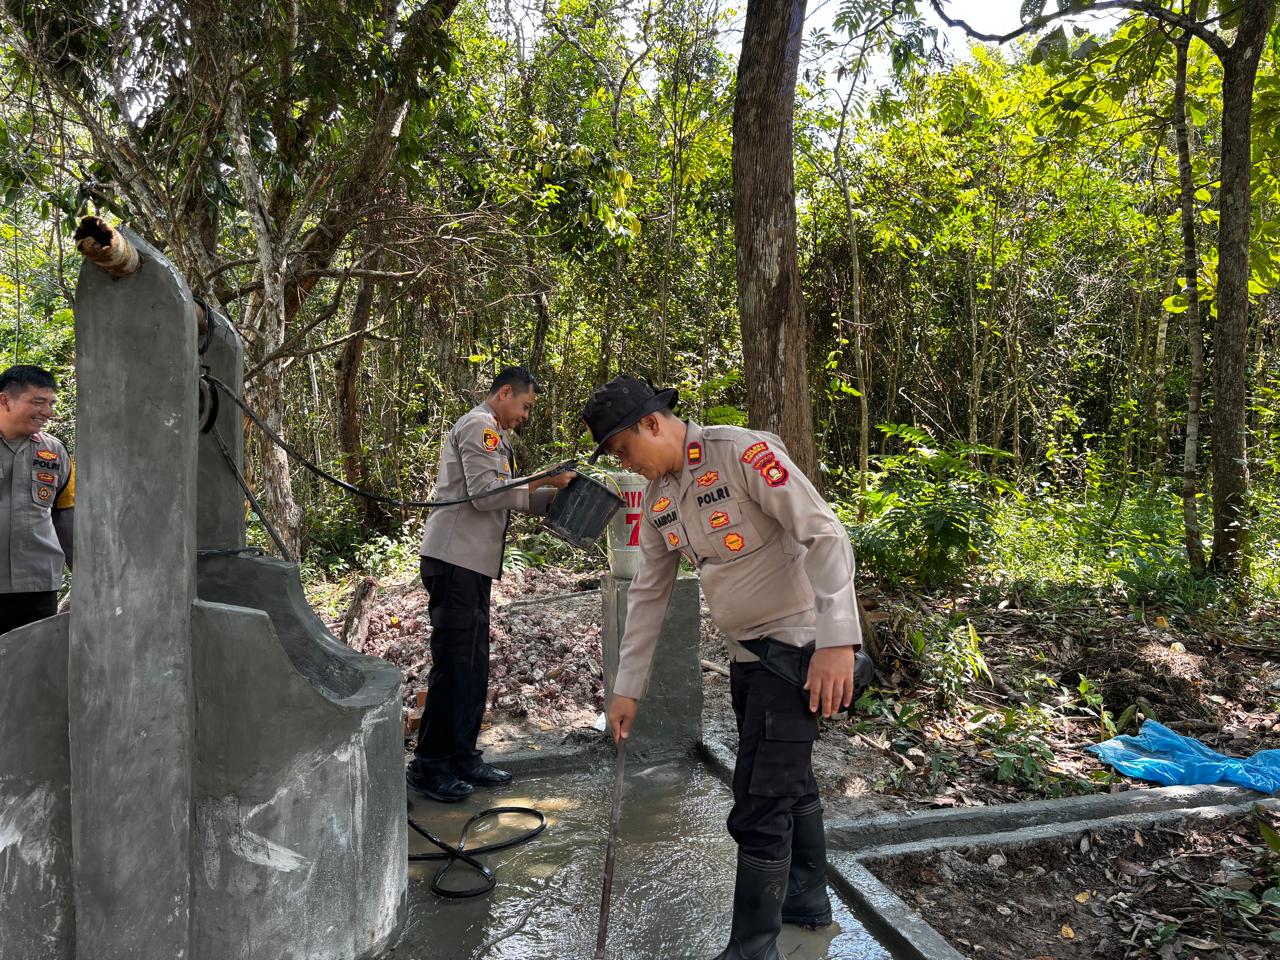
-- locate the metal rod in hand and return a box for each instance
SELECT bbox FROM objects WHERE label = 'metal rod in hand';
[594,736,629,960]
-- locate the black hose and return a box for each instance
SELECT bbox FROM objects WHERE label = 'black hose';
[203,374,574,509]
[409,807,547,898]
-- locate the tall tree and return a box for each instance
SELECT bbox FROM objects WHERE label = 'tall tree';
[734,0,817,479]
[2,0,461,554]
[929,0,1280,574]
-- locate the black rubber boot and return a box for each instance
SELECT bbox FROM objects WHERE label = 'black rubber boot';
[710,850,789,960]
[782,800,832,928]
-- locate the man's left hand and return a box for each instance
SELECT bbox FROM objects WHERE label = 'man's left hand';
[805,646,856,717]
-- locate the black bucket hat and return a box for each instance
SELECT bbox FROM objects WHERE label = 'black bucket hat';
[581,376,678,463]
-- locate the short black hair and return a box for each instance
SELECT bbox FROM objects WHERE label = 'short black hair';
[489,366,539,396]
[0,365,58,396]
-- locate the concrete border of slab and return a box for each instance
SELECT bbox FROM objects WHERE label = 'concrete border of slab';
[826,782,1270,853]
[697,725,1280,960]
[827,855,966,960]
[487,739,608,776]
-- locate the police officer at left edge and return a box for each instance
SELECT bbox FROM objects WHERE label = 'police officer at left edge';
[0,365,74,634]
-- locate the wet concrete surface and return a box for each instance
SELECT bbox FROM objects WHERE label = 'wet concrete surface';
[389,760,891,960]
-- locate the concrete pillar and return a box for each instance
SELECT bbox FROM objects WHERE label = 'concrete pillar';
[601,574,702,759]
[196,309,245,551]
[69,230,198,959]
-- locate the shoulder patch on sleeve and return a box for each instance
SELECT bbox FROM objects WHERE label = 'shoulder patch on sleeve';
[740,441,770,465]
[481,427,502,452]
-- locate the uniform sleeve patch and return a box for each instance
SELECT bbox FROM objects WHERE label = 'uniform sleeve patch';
[481,427,501,452]
[37,486,52,501]
[652,496,672,512]
[695,470,719,488]
[686,442,702,466]
[723,532,745,552]
[761,462,789,487]
[741,441,770,464]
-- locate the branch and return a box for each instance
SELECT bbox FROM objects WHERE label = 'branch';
[927,0,1229,61]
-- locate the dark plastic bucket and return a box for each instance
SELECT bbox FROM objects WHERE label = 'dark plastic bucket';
[543,474,625,549]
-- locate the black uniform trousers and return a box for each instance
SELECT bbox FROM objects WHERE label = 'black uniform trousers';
[413,558,493,777]
[727,658,820,862]
[0,591,59,635]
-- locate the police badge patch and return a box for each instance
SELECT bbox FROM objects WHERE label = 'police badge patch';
[695,470,719,488]
[686,442,702,466]
[740,441,769,465]
[723,532,745,552]
[481,427,501,452]
[652,496,672,512]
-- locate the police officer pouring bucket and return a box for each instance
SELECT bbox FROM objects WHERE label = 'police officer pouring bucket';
[583,375,863,960]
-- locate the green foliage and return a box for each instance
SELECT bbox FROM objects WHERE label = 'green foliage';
[849,425,1014,586]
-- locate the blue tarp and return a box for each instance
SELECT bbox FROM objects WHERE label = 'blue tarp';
[1087,720,1280,794]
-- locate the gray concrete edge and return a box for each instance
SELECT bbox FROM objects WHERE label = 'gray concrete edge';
[827,782,1272,853]
[853,795,1280,863]
[826,854,967,960]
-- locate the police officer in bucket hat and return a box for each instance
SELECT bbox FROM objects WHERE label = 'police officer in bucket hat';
[582,375,872,960]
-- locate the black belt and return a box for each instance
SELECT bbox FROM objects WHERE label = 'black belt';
[738,637,815,689]
[739,639,877,705]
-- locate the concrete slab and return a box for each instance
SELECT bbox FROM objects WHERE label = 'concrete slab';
[0,613,74,960]
[390,760,891,960]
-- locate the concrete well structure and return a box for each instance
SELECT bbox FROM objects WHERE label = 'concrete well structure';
[0,226,405,960]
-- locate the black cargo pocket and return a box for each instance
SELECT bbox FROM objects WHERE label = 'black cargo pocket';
[425,568,474,630]
[748,709,818,797]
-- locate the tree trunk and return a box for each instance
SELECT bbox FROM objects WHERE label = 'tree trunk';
[733,0,818,481]
[335,274,390,532]
[1173,35,1206,573]
[1210,2,1276,573]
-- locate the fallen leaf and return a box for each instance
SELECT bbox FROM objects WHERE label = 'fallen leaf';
[1060,924,1074,939]
[1074,891,1091,903]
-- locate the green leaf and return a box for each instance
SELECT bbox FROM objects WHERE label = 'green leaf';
[1256,811,1280,855]
[1194,187,1212,203]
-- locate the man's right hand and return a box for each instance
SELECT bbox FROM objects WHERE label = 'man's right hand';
[607,695,637,743]
[531,468,576,492]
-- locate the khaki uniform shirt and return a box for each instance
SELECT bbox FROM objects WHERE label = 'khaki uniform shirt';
[613,422,862,700]
[0,431,75,593]
[418,402,554,580]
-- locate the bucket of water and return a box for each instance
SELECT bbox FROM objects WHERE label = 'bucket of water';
[543,474,625,550]
[606,471,649,579]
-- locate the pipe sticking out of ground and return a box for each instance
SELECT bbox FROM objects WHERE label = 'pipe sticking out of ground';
[74,216,141,277]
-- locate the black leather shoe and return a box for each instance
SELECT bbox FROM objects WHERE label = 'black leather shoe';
[456,762,513,788]
[406,766,474,803]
